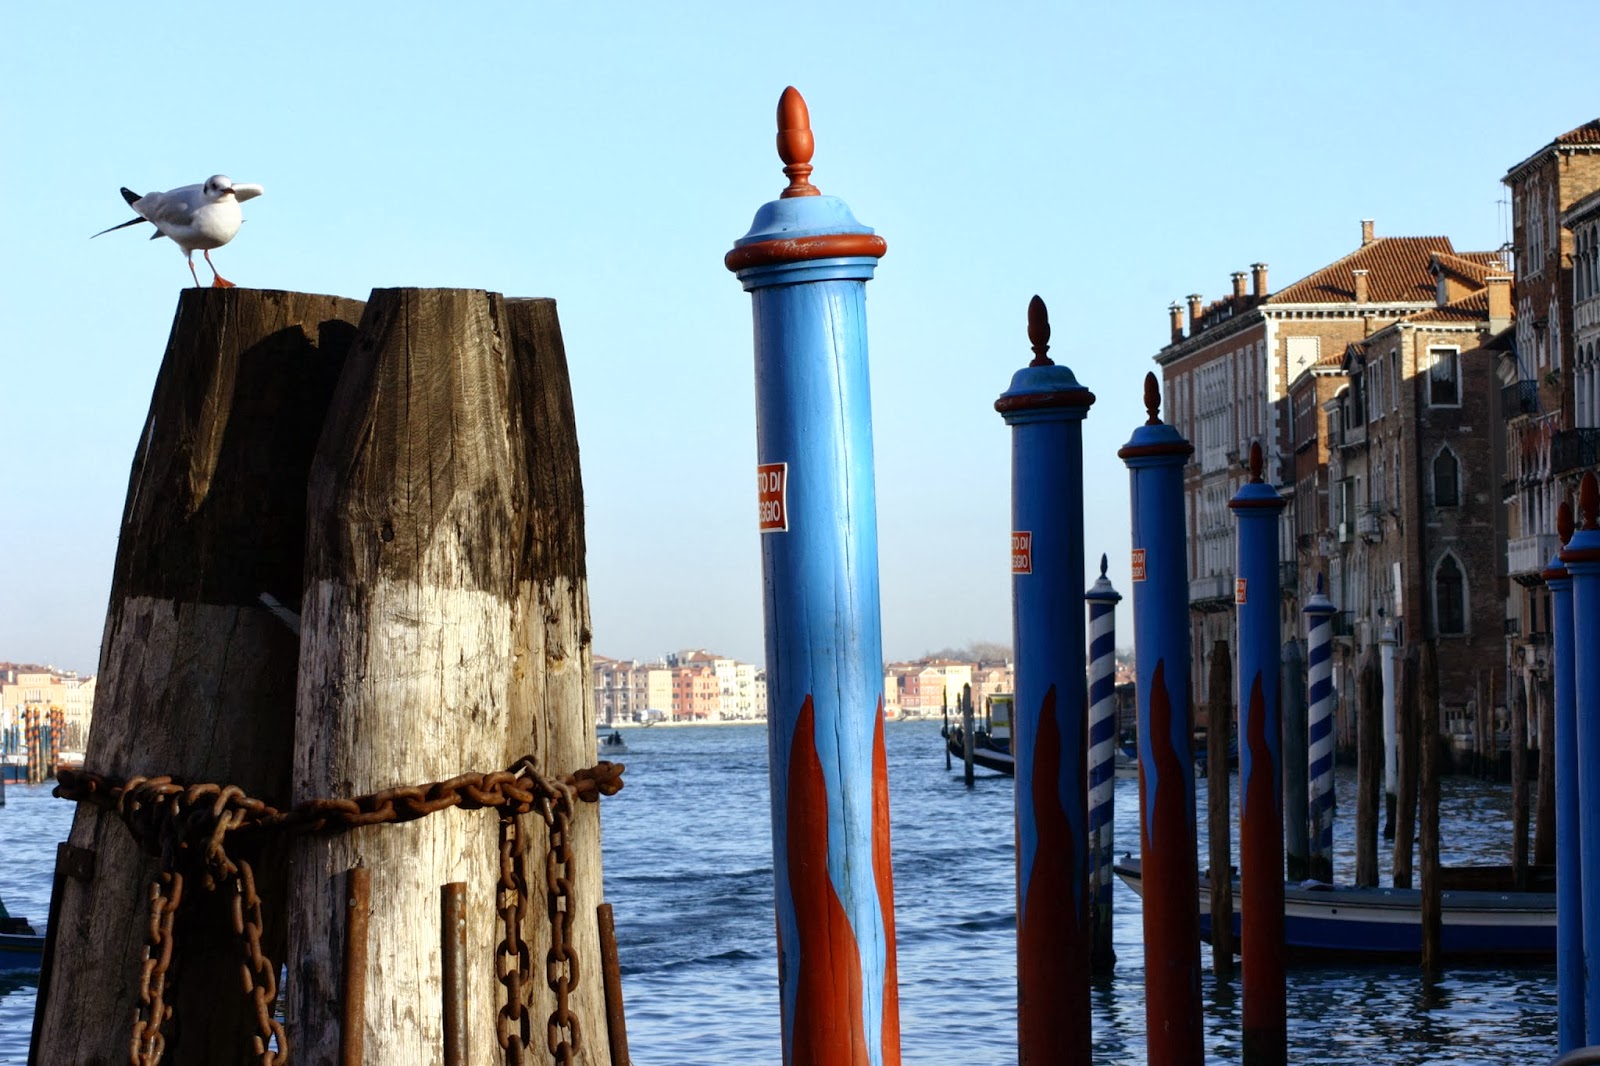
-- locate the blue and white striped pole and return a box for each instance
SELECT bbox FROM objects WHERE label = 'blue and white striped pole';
[1563,472,1600,1047]
[1085,553,1122,975]
[1547,501,1583,1053]
[726,87,900,1066]
[996,295,1095,1066]
[1304,574,1337,884]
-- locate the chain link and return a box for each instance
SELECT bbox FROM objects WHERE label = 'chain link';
[57,757,624,1066]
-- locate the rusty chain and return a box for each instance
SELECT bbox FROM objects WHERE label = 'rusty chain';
[57,757,624,1066]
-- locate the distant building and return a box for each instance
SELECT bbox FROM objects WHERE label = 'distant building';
[0,668,96,751]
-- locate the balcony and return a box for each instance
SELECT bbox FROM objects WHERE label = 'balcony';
[1553,428,1600,476]
[1507,532,1560,583]
[1502,380,1540,419]
[1188,572,1232,613]
[1356,512,1383,541]
[1502,477,1520,501]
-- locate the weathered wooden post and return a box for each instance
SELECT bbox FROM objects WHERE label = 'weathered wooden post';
[1393,650,1419,890]
[35,288,365,1066]
[1548,502,1585,1052]
[1419,643,1442,976]
[962,689,976,788]
[725,87,900,1066]
[1513,665,1531,890]
[1356,647,1383,888]
[1561,473,1600,1045]
[1230,441,1287,1066]
[994,294,1095,1064]
[1281,637,1309,883]
[288,289,602,1065]
[1086,554,1122,975]
[1118,372,1204,1063]
[1305,576,1338,884]
[1380,622,1399,839]
[1207,639,1235,977]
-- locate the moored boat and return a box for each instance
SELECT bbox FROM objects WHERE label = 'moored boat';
[598,730,629,755]
[1113,855,1555,962]
[0,897,42,972]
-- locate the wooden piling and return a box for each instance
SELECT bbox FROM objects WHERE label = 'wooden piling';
[1207,639,1235,975]
[1356,647,1382,888]
[1536,670,1556,867]
[1419,643,1442,975]
[33,289,364,1066]
[1392,650,1419,890]
[1512,670,1530,891]
[289,289,603,1065]
[963,687,976,787]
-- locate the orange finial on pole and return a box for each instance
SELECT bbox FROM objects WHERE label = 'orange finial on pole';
[1028,295,1053,367]
[1249,440,1264,483]
[1584,473,1600,531]
[1560,500,1576,546]
[777,87,820,199]
[1144,372,1162,426]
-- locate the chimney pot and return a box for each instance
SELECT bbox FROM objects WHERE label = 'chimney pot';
[1231,272,1248,299]
[1487,273,1512,332]
[1169,302,1185,345]
[1361,219,1376,246]
[1353,268,1370,304]
[1251,262,1268,298]
[1187,293,1204,333]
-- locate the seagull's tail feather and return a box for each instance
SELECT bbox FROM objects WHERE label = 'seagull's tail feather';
[90,216,148,239]
[120,187,141,206]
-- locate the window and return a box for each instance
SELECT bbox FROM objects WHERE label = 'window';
[1435,554,1466,635]
[1433,448,1460,507]
[1427,348,1461,406]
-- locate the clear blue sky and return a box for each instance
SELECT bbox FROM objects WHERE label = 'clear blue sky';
[2,0,1594,675]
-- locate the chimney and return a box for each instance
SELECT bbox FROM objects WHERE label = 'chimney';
[1361,219,1376,246]
[1187,293,1204,333]
[1251,262,1268,298]
[1353,268,1370,304]
[1487,270,1512,333]
[1231,272,1248,300]
[1169,302,1185,345]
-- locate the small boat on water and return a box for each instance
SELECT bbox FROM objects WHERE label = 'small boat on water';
[598,730,629,755]
[1113,855,1555,962]
[0,896,43,972]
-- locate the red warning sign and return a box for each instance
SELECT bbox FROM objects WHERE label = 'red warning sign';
[758,463,788,533]
[1012,532,1033,574]
[1131,548,1147,582]
[1235,577,1248,604]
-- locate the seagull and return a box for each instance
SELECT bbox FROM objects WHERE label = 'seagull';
[93,175,264,288]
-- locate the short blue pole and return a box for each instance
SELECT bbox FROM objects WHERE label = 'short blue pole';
[1304,574,1338,885]
[1564,472,1600,1047]
[725,87,900,1066]
[1086,553,1122,975]
[1231,441,1288,1066]
[1548,501,1583,1053]
[1117,372,1203,1062]
[996,295,1095,1065]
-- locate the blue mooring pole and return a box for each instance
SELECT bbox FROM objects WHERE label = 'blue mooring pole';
[1117,372,1204,1063]
[1561,475,1600,1048]
[995,296,1095,1064]
[1304,574,1338,885]
[1231,441,1288,1066]
[1086,554,1122,975]
[725,87,900,1066]
[1548,500,1584,1053]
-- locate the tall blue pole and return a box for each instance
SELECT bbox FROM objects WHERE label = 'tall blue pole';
[996,296,1095,1064]
[1561,475,1600,1048]
[725,87,900,1066]
[1117,372,1203,1063]
[1230,441,1288,1066]
[1304,574,1338,885]
[1547,500,1583,1053]
[1086,553,1122,975]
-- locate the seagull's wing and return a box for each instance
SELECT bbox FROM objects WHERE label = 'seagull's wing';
[132,184,205,229]
[90,216,149,238]
[120,187,142,207]
[233,183,264,202]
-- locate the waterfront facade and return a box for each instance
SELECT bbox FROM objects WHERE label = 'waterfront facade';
[0,667,95,752]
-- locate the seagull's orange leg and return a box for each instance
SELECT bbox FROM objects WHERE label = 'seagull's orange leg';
[186,254,202,288]
[204,250,236,288]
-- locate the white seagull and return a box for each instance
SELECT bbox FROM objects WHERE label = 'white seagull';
[93,175,264,288]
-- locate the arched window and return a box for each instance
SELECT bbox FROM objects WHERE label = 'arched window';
[1436,554,1467,635]
[1433,447,1460,507]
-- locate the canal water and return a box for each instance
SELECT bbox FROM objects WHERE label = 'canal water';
[0,719,1556,1064]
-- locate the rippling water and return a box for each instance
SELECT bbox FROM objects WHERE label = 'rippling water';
[0,720,1557,1064]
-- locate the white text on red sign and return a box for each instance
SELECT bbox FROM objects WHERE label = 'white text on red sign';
[1012,532,1032,574]
[1235,578,1248,604]
[757,463,788,533]
[1131,548,1147,582]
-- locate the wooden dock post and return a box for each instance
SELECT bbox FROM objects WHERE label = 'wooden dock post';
[1392,649,1419,890]
[1512,666,1531,891]
[288,288,602,1065]
[1356,647,1382,888]
[1207,639,1235,976]
[1419,643,1442,976]
[1536,663,1557,867]
[34,289,365,1066]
